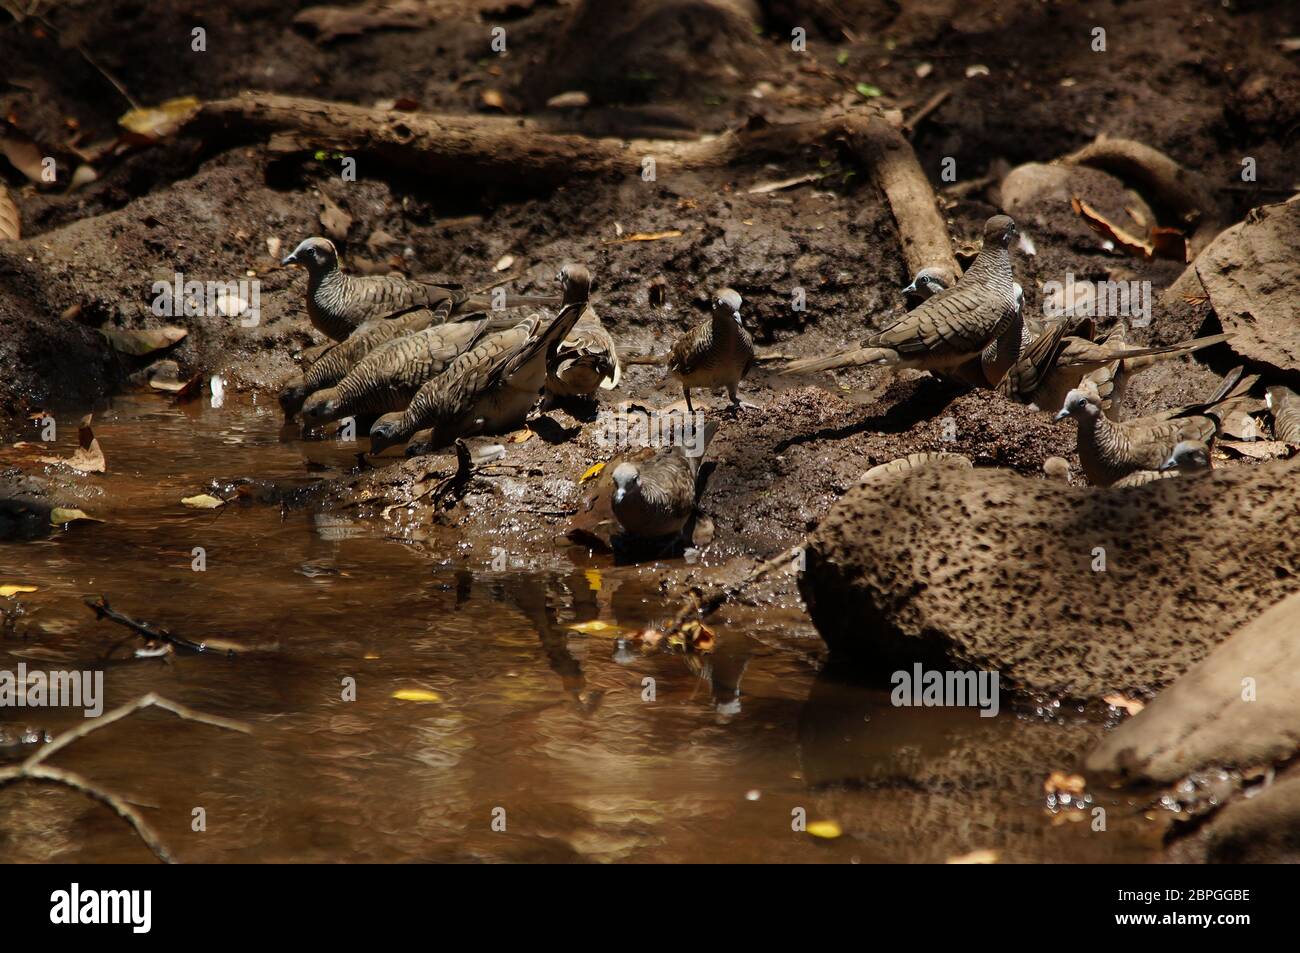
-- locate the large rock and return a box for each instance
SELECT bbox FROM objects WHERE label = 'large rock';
[1192,199,1300,376]
[799,456,1300,697]
[1087,590,1300,782]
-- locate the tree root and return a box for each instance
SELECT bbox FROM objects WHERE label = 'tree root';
[0,693,250,863]
[191,93,958,284]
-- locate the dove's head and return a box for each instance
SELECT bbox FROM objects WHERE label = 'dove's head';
[902,267,949,300]
[368,412,407,457]
[610,461,643,506]
[713,288,743,325]
[1054,388,1100,422]
[1042,456,1071,481]
[279,378,310,420]
[300,389,343,427]
[1159,439,1211,473]
[983,215,1018,248]
[558,263,591,305]
[282,237,338,273]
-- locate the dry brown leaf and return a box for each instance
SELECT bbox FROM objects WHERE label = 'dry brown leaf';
[101,326,188,356]
[319,193,352,241]
[49,507,102,526]
[0,183,18,241]
[947,849,999,864]
[1219,439,1292,461]
[1,121,47,183]
[181,494,226,509]
[37,414,105,473]
[1072,196,1154,258]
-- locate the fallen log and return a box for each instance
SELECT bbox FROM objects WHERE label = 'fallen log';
[190,93,959,285]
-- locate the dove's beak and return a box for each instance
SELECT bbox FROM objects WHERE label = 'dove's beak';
[281,251,299,266]
[1053,409,1070,423]
[901,280,918,296]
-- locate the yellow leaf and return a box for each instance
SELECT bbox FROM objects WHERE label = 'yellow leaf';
[579,461,605,483]
[392,689,441,703]
[49,507,102,525]
[806,820,842,839]
[567,619,626,637]
[584,568,602,592]
[947,849,999,864]
[509,428,534,444]
[0,584,37,597]
[1103,693,1146,717]
[182,494,226,509]
[119,96,201,140]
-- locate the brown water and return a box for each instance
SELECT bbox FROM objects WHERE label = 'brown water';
[0,395,1162,862]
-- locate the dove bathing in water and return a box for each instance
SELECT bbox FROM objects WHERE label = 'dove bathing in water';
[609,419,720,541]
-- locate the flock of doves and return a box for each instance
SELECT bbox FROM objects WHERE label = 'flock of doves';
[276,213,1300,543]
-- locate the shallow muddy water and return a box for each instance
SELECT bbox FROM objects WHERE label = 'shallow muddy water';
[0,395,1161,862]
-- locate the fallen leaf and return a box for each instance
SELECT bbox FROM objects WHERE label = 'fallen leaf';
[947,849,999,864]
[584,568,602,592]
[392,689,441,703]
[0,585,38,597]
[1,122,47,183]
[671,620,716,653]
[37,414,105,473]
[181,494,226,509]
[118,97,201,141]
[101,326,188,356]
[1219,439,1291,461]
[1072,196,1154,258]
[854,82,883,98]
[494,254,515,272]
[508,428,534,444]
[567,619,628,637]
[49,507,102,525]
[579,461,606,483]
[545,91,590,109]
[480,89,506,112]
[68,164,98,191]
[0,184,18,241]
[1103,693,1146,717]
[319,193,351,241]
[602,230,683,245]
[1044,771,1087,796]
[806,820,842,839]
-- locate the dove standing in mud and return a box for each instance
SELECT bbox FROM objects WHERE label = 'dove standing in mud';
[610,420,719,541]
[300,316,498,427]
[281,236,557,341]
[545,300,620,401]
[781,215,1020,377]
[667,288,754,413]
[368,264,590,456]
[1056,368,1249,487]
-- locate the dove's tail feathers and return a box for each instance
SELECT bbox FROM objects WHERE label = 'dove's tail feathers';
[780,347,895,376]
[1116,333,1231,371]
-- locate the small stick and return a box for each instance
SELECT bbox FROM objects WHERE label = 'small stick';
[84,595,238,656]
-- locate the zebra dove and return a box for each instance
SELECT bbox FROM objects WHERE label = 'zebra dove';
[368,264,590,456]
[609,420,719,540]
[902,267,1028,388]
[781,215,1020,376]
[281,237,557,341]
[1055,368,1249,486]
[279,306,443,419]
[1266,386,1300,444]
[667,288,754,413]
[545,302,620,399]
[300,317,495,427]
[1111,439,1212,487]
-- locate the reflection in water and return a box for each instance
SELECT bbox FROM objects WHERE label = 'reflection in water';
[0,396,1154,862]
